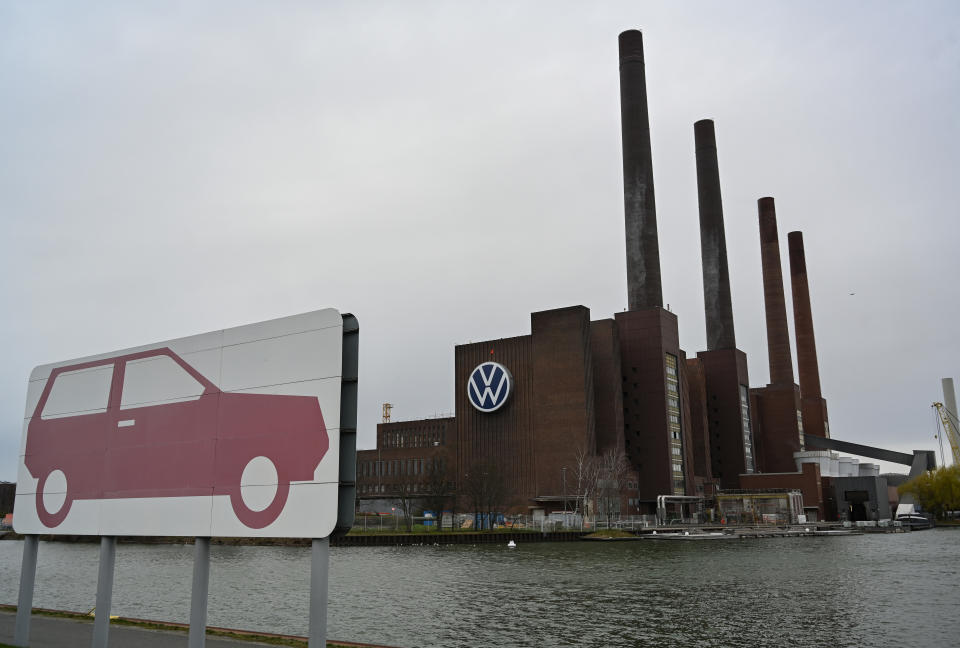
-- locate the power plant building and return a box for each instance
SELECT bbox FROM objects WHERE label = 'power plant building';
[356,29,891,523]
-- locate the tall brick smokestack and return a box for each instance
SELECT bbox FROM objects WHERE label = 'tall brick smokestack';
[619,29,663,310]
[789,230,830,437]
[758,198,795,385]
[787,232,821,399]
[695,119,735,350]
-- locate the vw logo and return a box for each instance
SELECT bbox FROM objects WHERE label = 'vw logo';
[467,362,513,413]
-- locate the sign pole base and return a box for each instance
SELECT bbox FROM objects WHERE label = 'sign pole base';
[307,536,330,648]
[91,536,117,648]
[13,534,39,647]
[188,537,211,648]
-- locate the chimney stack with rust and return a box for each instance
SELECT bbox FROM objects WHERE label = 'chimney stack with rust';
[619,29,663,310]
[758,197,795,386]
[788,231,829,437]
[695,119,735,350]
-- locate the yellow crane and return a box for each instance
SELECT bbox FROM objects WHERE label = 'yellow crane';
[932,401,960,466]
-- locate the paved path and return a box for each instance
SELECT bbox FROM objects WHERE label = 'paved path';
[0,610,282,647]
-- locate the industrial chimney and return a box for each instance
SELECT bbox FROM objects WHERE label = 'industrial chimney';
[695,119,735,350]
[758,197,795,386]
[619,30,663,310]
[788,231,829,438]
[788,232,820,396]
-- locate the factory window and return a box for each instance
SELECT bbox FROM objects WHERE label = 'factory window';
[665,353,685,494]
[740,385,755,473]
[797,410,805,450]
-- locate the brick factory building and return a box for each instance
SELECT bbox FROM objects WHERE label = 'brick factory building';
[356,30,878,522]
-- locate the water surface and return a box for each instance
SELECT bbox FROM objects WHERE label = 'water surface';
[2,531,957,647]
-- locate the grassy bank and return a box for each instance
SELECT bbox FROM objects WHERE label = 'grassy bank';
[583,529,636,539]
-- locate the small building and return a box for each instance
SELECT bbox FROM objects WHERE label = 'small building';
[716,489,805,525]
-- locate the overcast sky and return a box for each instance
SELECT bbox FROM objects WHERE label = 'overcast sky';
[2,1,958,481]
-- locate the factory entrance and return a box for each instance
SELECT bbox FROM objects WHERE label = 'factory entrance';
[845,490,870,522]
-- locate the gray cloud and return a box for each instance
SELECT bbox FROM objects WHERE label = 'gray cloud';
[2,1,958,481]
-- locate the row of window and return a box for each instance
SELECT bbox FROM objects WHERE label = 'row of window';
[739,385,755,473]
[358,457,444,479]
[665,353,685,496]
[357,483,427,495]
[381,427,446,449]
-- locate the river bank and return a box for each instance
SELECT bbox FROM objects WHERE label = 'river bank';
[1,529,587,547]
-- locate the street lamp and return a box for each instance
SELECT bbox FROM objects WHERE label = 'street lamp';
[561,467,568,517]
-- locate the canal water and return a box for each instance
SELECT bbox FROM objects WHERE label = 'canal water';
[2,531,958,647]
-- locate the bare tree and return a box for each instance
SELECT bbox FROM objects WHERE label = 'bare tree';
[596,447,630,528]
[389,475,419,532]
[463,461,508,530]
[421,456,455,531]
[573,443,600,523]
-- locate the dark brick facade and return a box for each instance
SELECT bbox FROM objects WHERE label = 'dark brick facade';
[697,348,754,489]
[356,418,456,497]
[751,383,804,474]
[591,319,625,456]
[455,334,536,507]
[615,308,697,507]
[685,358,712,485]
[529,307,596,499]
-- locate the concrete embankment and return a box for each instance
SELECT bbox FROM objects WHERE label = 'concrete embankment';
[0,606,398,648]
[1,529,588,547]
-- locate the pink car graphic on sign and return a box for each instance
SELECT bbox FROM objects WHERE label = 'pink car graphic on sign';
[25,347,329,529]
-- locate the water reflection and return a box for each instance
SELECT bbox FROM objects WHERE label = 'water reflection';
[1,532,958,647]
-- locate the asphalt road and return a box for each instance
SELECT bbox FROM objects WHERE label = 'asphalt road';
[0,611,279,647]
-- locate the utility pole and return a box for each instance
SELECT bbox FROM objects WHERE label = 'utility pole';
[561,467,568,515]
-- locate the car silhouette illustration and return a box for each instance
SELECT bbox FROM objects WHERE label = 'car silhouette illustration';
[25,347,330,529]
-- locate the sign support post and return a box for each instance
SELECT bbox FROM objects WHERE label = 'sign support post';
[307,536,330,648]
[13,534,38,647]
[188,537,211,648]
[91,536,117,648]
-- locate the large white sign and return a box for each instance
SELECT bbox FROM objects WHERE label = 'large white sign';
[15,309,349,538]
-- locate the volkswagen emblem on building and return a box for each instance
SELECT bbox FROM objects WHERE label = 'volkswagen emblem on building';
[467,362,513,413]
